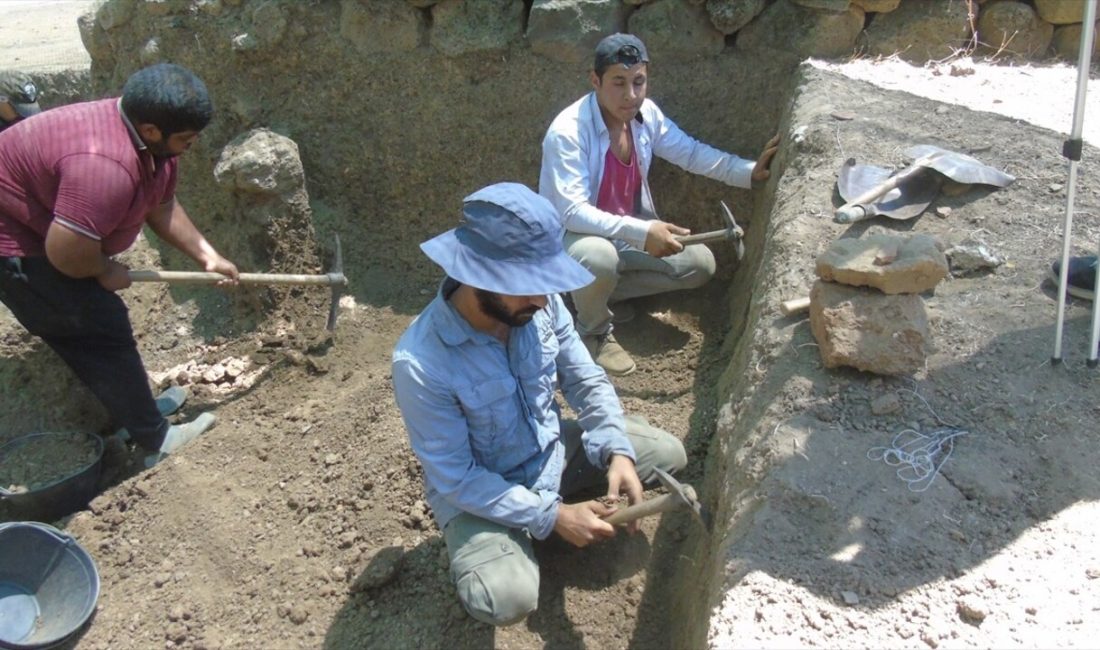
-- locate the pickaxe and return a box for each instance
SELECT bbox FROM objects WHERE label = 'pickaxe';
[128,234,348,331]
[603,467,712,531]
[675,200,745,261]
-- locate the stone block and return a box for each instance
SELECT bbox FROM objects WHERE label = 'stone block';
[852,0,899,12]
[736,0,864,59]
[96,0,135,30]
[1035,0,1089,25]
[79,11,113,62]
[431,0,525,56]
[527,0,627,64]
[705,0,766,35]
[978,1,1053,59]
[214,129,305,196]
[809,280,929,376]
[340,1,421,54]
[791,0,850,11]
[1052,23,1100,61]
[631,0,726,61]
[862,0,972,63]
[815,233,948,294]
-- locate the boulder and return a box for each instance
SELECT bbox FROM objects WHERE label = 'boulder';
[815,234,948,294]
[790,0,850,11]
[431,0,525,56]
[809,281,930,376]
[945,240,1004,276]
[977,1,1053,59]
[214,129,306,196]
[863,0,972,63]
[1052,23,1100,61]
[736,0,865,60]
[852,0,899,12]
[340,1,421,53]
[1034,0,1089,25]
[78,11,113,62]
[631,0,726,62]
[705,0,766,35]
[95,0,135,30]
[527,0,628,64]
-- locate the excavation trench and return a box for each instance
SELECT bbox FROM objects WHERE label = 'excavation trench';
[0,23,798,645]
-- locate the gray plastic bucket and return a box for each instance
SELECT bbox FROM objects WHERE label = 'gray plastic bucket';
[0,522,100,649]
[0,433,104,523]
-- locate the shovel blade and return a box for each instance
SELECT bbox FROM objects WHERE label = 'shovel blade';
[838,159,942,221]
[906,144,1015,187]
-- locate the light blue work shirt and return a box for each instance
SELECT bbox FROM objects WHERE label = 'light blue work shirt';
[392,281,634,540]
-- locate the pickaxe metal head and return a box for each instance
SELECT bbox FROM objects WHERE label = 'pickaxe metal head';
[325,234,348,331]
[653,467,712,531]
[673,201,745,262]
[719,200,746,262]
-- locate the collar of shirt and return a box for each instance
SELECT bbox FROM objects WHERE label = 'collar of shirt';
[585,92,645,142]
[116,98,149,153]
[430,280,507,349]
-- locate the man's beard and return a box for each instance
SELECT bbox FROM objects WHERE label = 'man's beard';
[475,289,541,327]
[145,139,178,159]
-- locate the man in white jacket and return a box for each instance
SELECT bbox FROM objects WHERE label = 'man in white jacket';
[540,33,778,376]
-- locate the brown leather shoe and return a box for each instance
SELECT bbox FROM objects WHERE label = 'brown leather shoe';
[582,332,636,376]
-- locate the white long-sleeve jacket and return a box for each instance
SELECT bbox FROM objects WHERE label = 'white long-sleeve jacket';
[539,92,755,250]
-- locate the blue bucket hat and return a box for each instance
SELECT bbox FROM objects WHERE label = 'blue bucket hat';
[420,182,594,295]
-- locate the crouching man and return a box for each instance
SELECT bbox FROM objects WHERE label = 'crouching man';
[392,182,686,625]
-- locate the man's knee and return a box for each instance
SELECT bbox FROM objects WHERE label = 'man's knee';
[455,557,539,626]
[677,245,716,289]
[568,235,620,279]
[625,415,688,481]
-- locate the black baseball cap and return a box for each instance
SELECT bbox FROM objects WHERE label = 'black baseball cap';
[0,72,41,118]
[593,33,649,75]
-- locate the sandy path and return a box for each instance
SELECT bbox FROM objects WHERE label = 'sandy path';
[0,0,98,72]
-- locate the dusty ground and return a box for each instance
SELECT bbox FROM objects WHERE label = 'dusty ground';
[2,3,1100,649]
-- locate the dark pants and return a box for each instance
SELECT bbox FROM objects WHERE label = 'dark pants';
[0,256,168,450]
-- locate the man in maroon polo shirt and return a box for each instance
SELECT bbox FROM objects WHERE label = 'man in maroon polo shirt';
[0,63,238,467]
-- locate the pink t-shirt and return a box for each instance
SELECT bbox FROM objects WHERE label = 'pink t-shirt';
[0,98,178,257]
[595,137,641,217]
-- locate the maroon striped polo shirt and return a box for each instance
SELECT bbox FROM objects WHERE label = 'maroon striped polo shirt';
[0,98,178,258]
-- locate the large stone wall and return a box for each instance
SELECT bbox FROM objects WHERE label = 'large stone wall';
[73,0,1091,314]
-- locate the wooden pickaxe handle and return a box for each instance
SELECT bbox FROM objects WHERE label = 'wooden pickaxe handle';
[675,229,737,246]
[602,492,682,526]
[128,270,347,286]
[780,296,810,316]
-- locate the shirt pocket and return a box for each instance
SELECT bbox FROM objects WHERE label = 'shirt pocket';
[456,376,519,468]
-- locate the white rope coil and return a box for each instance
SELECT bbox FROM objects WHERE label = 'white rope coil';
[867,427,968,492]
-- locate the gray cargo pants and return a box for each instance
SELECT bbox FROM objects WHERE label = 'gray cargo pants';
[564,232,716,337]
[442,414,687,626]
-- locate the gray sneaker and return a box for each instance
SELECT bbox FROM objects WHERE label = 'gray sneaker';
[582,332,636,376]
[144,412,217,468]
[115,386,190,443]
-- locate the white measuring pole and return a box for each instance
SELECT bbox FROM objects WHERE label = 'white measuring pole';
[1053,0,1098,364]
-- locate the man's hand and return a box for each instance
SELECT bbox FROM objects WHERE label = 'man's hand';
[644,220,688,258]
[751,133,780,183]
[96,260,132,292]
[553,501,617,547]
[607,454,644,534]
[202,253,239,286]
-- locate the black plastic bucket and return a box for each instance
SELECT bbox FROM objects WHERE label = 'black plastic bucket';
[0,433,104,523]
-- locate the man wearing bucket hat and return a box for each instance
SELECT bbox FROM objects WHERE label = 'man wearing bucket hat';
[0,63,236,468]
[540,33,779,376]
[0,71,42,133]
[392,182,687,626]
